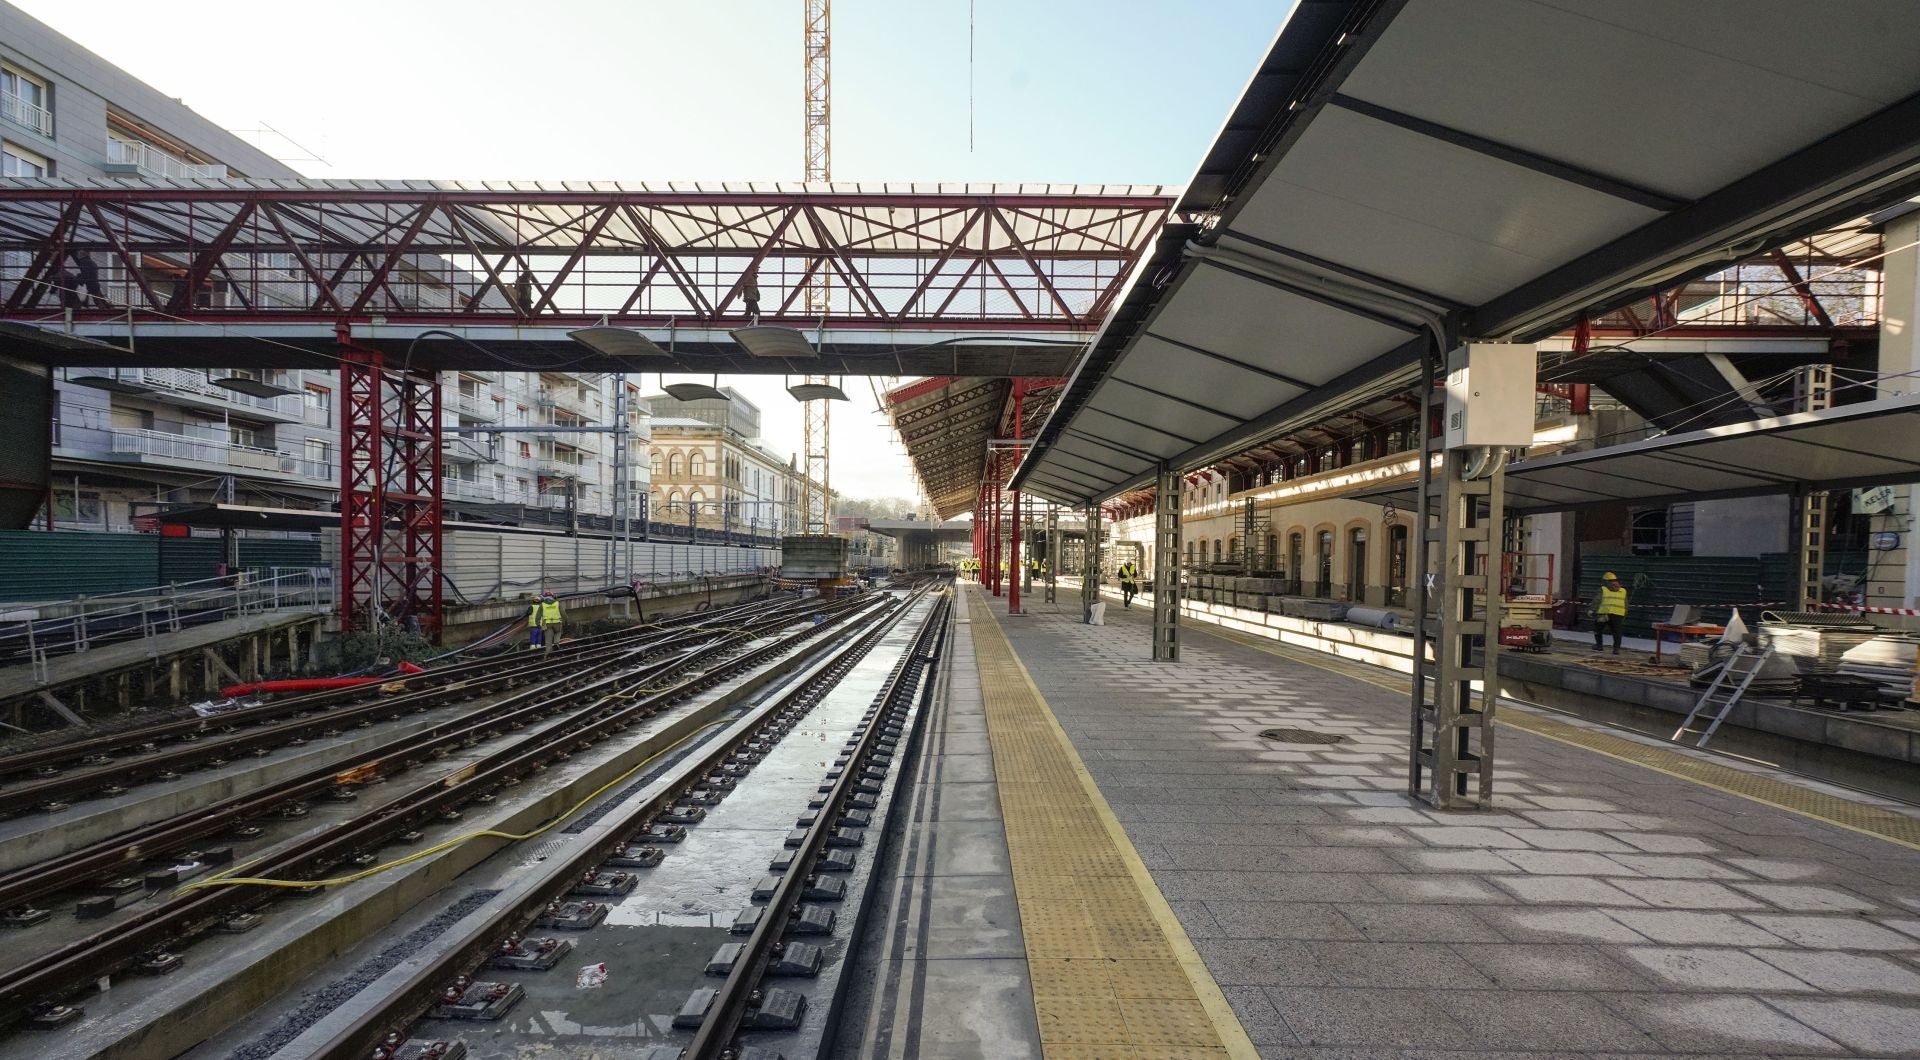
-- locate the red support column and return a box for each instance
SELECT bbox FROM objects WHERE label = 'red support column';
[1008,381,1025,615]
[388,370,444,639]
[337,337,384,633]
[336,329,445,641]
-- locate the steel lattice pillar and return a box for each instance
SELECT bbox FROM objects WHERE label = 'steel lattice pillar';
[1408,352,1502,810]
[389,370,444,639]
[338,343,383,633]
[1082,504,1101,622]
[337,331,444,640]
[1044,508,1058,604]
[1153,464,1182,661]
[1795,364,1833,609]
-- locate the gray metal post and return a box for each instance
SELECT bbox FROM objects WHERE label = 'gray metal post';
[1044,508,1059,604]
[1154,464,1181,661]
[1409,346,1505,811]
[1081,504,1100,622]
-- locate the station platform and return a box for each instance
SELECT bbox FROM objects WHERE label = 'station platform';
[841,583,1920,1059]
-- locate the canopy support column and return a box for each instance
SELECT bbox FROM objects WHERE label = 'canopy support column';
[1154,464,1181,662]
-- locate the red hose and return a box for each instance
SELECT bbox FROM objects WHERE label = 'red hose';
[220,661,425,699]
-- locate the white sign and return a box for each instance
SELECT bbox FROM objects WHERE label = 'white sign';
[1854,485,1899,515]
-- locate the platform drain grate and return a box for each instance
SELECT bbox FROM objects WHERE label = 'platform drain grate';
[1258,727,1343,745]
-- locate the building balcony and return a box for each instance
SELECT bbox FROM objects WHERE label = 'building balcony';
[104,367,304,421]
[107,427,331,482]
[454,391,496,419]
[1,91,51,137]
[445,478,537,506]
[536,457,585,478]
[103,138,227,179]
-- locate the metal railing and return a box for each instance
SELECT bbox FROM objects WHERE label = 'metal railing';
[0,91,51,137]
[127,366,303,416]
[0,567,332,684]
[109,427,333,480]
[444,479,538,506]
[105,138,227,179]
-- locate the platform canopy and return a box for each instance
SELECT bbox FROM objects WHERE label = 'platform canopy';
[1364,394,1920,515]
[1012,0,1920,506]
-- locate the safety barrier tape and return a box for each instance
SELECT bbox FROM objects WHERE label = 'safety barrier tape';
[1809,601,1920,617]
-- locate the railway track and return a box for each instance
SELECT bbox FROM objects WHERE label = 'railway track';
[0,595,792,801]
[286,586,953,1060]
[0,590,888,1037]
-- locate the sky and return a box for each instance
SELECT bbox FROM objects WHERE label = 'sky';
[16,0,1293,500]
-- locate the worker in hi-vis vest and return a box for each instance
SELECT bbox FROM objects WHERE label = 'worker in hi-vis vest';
[1592,572,1627,655]
[527,591,563,650]
[1117,559,1139,609]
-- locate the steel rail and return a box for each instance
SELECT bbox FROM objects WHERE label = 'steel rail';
[0,615,762,821]
[0,596,875,1024]
[306,587,934,1060]
[687,588,952,1058]
[0,596,790,782]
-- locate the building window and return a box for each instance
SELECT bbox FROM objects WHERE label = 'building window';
[1211,539,1221,564]
[690,451,708,478]
[305,438,331,470]
[518,441,532,459]
[1315,530,1334,597]
[53,488,102,526]
[1288,533,1304,593]
[668,452,684,478]
[1387,524,1409,607]
[1,66,52,137]
[304,384,331,413]
[1346,527,1368,603]
[650,451,663,479]
[1,141,49,178]
[230,424,257,448]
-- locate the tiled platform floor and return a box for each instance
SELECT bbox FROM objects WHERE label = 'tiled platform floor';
[985,587,1920,1059]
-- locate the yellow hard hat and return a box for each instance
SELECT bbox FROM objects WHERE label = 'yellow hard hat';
[1603,571,1619,581]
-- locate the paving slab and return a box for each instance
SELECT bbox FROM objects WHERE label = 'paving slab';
[982,590,1920,1058]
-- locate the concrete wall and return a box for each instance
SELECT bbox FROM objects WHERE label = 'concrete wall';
[438,526,778,602]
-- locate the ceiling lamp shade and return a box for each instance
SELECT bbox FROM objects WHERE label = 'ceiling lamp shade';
[731,325,817,359]
[67,370,152,395]
[663,381,727,402]
[568,326,669,358]
[211,373,299,398]
[788,381,849,402]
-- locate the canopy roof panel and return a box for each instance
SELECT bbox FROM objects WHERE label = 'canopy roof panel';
[1014,0,1920,506]
[1358,394,1920,514]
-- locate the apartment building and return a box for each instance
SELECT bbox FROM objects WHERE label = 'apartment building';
[1,1,644,532]
[646,388,802,540]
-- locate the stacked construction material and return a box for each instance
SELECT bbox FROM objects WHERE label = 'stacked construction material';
[1758,611,1883,674]
[1837,632,1920,701]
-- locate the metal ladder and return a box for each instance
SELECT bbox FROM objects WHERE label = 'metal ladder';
[1672,643,1774,748]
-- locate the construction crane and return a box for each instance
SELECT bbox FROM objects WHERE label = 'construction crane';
[799,0,833,535]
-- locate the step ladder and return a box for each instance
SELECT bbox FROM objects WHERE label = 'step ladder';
[1672,643,1774,748]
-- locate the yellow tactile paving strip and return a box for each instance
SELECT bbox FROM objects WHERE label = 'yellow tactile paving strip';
[1189,620,1920,853]
[967,589,1257,1060]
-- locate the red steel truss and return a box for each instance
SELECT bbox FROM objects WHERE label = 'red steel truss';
[0,182,1172,331]
[337,329,443,638]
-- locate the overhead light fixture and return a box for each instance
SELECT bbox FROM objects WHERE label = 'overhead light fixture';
[568,326,669,358]
[788,380,849,402]
[67,369,152,395]
[731,325,816,359]
[662,371,726,402]
[211,373,299,398]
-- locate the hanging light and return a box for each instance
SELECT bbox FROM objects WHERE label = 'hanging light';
[787,377,849,402]
[661,371,725,402]
[568,326,669,359]
[731,325,816,360]
[210,371,298,398]
[67,367,152,395]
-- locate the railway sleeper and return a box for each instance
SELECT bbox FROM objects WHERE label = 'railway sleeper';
[426,976,521,1021]
[490,934,570,972]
